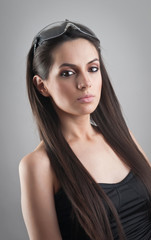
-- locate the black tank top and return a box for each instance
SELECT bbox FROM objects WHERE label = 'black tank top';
[54,171,151,240]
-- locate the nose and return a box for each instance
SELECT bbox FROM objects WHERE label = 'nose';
[77,72,91,90]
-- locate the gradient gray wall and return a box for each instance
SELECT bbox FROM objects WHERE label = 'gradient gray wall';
[0,0,150,239]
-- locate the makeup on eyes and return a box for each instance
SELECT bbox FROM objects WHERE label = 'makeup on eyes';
[60,70,76,77]
[60,66,99,78]
[59,60,100,78]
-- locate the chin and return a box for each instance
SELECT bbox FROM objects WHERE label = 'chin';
[76,104,98,115]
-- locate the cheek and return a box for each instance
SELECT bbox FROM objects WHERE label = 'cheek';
[49,81,74,103]
[57,82,73,96]
[98,77,102,88]
[95,74,102,92]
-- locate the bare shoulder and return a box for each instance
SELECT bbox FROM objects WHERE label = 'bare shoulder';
[19,141,62,240]
[19,141,50,170]
[19,141,54,190]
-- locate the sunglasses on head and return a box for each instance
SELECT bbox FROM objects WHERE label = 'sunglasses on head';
[33,19,100,54]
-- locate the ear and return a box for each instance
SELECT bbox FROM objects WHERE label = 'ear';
[33,75,49,97]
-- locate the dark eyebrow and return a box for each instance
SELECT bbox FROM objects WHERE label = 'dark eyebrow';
[59,63,76,68]
[88,58,99,64]
[59,58,99,68]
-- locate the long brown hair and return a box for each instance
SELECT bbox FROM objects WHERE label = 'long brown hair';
[26,24,151,240]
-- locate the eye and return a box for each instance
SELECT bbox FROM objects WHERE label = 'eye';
[60,70,75,77]
[89,66,99,72]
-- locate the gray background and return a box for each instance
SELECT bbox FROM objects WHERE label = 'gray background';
[0,0,150,239]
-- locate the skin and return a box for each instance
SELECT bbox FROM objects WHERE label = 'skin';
[19,38,150,240]
[34,38,102,141]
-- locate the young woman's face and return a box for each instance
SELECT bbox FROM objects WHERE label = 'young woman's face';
[45,38,102,117]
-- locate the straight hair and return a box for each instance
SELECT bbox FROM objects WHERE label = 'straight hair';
[26,27,151,240]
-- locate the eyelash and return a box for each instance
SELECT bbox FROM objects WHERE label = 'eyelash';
[89,66,99,72]
[60,67,99,78]
[60,70,75,77]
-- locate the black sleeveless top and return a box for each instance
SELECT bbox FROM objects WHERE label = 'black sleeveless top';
[54,171,151,239]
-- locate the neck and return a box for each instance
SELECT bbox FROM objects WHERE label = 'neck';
[58,113,97,143]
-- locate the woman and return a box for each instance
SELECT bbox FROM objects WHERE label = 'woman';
[19,20,151,240]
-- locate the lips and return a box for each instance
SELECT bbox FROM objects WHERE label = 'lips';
[77,94,94,103]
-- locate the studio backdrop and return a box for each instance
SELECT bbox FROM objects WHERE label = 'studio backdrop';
[0,0,150,239]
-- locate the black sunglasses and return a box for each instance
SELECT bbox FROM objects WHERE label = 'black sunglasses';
[33,19,100,54]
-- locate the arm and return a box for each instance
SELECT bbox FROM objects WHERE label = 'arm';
[19,149,62,240]
[129,130,150,166]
